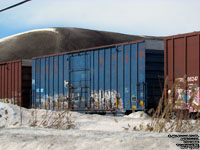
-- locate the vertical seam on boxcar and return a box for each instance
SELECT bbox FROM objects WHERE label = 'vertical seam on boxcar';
[172,38,174,85]
[136,43,138,109]
[110,48,112,109]
[184,36,187,103]
[9,64,11,104]
[98,50,99,109]
[53,56,55,110]
[93,51,95,107]
[6,64,8,101]
[40,59,42,108]
[4,65,6,102]
[44,58,46,109]
[0,66,1,100]
[0,65,1,100]
[165,39,168,100]
[35,60,36,108]
[199,34,200,88]
[18,62,20,106]
[2,65,4,101]
[89,51,91,109]
[48,57,50,110]
[172,38,175,103]
[184,36,187,77]
[116,46,118,107]
[130,44,132,109]
[62,55,64,110]
[16,62,18,105]
[20,61,22,107]
[20,60,23,106]
[32,61,34,108]
[68,55,70,109]
[93,51,94,103]
[58,56,59,110]
[85,52,86,108]
[122,45,126,109]
[103,49,105,110]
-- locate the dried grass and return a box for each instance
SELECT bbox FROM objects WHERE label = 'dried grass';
[0,105,75,130]
[30,108,75,130]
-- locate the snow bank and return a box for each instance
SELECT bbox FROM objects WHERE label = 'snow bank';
[0,102,74,129]
[0,102,21,127]
[0,102,199,150]
[124,111,151,119]
[0,102,151,132]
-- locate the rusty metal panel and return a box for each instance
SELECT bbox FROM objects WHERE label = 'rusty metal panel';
[1,65,5,98]
[8,63,12,99]
[0,59,32,107]
[0,65,2,99]
[5,64,8,100]
[174,38,185,79]
[165,32,200,112]
[167,39,174,87]
[14,62,19,105]
[18,61,22,106]
[187,36,199,84]
[11,62,15,103]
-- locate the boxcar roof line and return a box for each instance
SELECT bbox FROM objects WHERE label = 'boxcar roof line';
[165,31,200,40]
[0,59,32,66]
[32,40,146,59]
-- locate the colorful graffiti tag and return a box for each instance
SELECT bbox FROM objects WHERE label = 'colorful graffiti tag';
[169,77,200,112]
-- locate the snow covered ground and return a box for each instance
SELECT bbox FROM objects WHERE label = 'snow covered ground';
[0,102,199,150]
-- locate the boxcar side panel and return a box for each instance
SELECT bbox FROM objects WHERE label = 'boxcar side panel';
[165,33,200,112]
[0,60,22,106]
[32,40,164,112]
[32,59,36,107]
[137,43,146,110]
[45,57,49,108]
[41,58,46,108]
[130,44,138,110]
[8,63,12,99]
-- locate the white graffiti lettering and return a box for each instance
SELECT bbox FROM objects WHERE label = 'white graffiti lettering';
[187,76,198,82]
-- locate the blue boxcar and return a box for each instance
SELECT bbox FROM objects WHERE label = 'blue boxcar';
[32,40,164,113]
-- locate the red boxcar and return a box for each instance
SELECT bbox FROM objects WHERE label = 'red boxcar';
[0,59,32,108]
[165,31,200,112]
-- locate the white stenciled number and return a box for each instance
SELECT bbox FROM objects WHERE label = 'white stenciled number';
[187,76,198,82]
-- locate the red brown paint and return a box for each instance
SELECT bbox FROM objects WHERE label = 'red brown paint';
[165,31,200,108]
[0,59,32,108]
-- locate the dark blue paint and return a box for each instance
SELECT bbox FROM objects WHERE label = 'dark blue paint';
[32,60,36,107]
[45,57,49,108]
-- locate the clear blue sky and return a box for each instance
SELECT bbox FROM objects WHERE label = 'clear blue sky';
[1,0,200,38]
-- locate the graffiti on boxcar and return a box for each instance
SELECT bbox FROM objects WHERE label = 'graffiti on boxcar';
[36,94,69,110]
[34,88,124,111]
[173,85,200,112]
[90,90,123,112]
[184,86,200,112]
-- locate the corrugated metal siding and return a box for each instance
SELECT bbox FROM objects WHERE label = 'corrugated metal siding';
[165,32,200,112]
[0,60,22,105]
[0,60,32,107]
[32,40,164,112]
